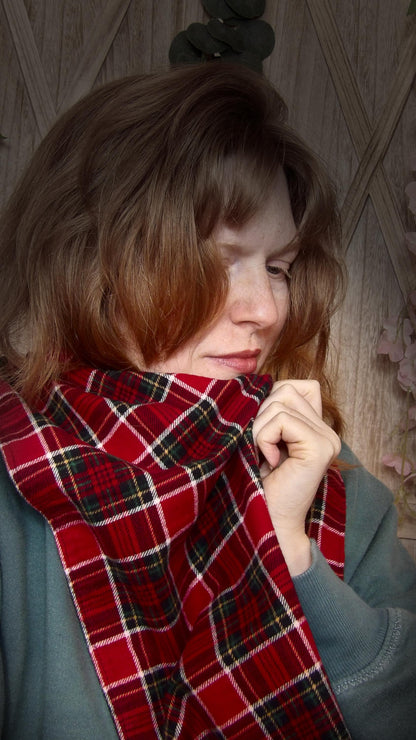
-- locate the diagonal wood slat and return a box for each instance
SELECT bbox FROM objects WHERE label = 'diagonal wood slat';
[343,28,416,198]
[58,0,132,113]
[2,0,56,138]
[3,0,132,142]
[340,30,416,277]
[307,0,415,299]
[306,0,371,153]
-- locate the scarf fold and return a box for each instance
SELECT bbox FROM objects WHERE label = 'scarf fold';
[0,369,349,739]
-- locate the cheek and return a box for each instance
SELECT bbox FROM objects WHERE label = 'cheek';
[274,288,290,332]
[264,294,289,355]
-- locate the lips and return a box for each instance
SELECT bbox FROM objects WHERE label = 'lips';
[210,350,261,374]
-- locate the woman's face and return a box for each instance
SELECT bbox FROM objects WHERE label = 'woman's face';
[137,169,298,379]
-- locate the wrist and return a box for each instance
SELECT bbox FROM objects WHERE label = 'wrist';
[275,531,312,576]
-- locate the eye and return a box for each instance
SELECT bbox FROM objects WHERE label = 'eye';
[266,263,291,280]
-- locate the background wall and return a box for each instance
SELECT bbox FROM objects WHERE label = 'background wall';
[1,0,415,554]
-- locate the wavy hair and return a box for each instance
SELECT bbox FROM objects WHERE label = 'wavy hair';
[0,63,344,429]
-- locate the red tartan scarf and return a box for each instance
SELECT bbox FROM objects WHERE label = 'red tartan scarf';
[0,369,349,739]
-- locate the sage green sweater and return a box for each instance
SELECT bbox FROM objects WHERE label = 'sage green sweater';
[0,443,415,739]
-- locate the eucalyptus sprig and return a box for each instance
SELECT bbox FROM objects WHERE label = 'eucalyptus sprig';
[169,0,275,73]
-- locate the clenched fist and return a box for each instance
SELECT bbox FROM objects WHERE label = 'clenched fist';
[253,380,341,575]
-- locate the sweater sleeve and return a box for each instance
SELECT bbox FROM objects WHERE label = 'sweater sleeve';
[292,442,416,740]
[0,462,119,740]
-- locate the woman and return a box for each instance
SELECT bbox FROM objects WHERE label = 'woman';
[0,63,414,739]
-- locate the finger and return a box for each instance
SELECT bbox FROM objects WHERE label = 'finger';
[253,401,328,465]
[254,390,324,444]
[257,412,341,467]
[259,380,323,419]
[255,408,340,471]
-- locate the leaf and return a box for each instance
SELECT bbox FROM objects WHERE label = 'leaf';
[202,0,236,19]
[169,31,202,65]
[382,453,413,477]
[207,18,245,51]
[406,405,416,430]
[225,0,266,18]
[407,0,416,14]
[377,316,411,362]
[233,18,275,59]
[220,48,263,73]
[186,22,228,54]
[398,343,416,396]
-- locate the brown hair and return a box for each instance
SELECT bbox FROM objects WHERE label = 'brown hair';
[0,63,344,429]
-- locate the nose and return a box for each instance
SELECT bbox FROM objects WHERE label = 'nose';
[227,268,282,328]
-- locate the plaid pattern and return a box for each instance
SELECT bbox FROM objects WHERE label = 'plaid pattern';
[0,369,349,739]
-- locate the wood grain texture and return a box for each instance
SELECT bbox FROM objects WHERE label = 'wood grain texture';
[58,0,132,112]
[307,0,416,299]
[2,0,55,137]
[0,0,415,546]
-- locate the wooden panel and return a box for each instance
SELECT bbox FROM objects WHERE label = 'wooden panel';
[0,0,40,201]
[0,0,415,545]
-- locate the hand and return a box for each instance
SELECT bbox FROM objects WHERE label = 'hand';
[252,380,341,575]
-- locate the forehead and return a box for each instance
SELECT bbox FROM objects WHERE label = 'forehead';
[212,168,297,255]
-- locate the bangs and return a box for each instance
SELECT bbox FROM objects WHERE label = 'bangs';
[190,120,330,250]
[193,134,285,239]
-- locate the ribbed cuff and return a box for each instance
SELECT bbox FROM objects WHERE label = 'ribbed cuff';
[292,539,389,684]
